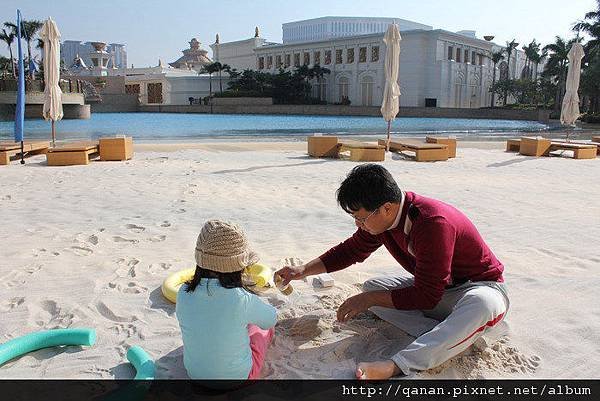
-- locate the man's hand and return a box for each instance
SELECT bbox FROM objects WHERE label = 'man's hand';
[337,292,376,322]
[274,264,308,286]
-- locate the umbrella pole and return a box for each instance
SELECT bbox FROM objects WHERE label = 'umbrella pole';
[20,140,25,164]
[386,121,391,152]
[51,120,56,147]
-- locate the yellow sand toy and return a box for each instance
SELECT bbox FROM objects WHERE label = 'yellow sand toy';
[161,263,273,303]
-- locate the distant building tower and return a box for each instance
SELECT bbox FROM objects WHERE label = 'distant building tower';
[109,43,127,68]
[89,42,111,76]
[169,38,212,72]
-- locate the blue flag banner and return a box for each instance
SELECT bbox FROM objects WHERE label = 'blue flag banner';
[14,9,25,143]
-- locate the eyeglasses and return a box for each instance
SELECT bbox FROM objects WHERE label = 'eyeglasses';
[351,206,380,225]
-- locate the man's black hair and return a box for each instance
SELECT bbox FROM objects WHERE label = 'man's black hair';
[336,163,402,213]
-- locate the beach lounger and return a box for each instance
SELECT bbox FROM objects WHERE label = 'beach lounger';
[518,137,552,157]
[307,135,339,158]
[426,136,457,158]
[506,138,522,152]
[338,140,385,162]
[379,139,449,162]
[0,141,50,165]
[548,142,597,159]
[551,139,600,155]
[593,136,600,144]
[99,136,134,161]
[46,141,100,166]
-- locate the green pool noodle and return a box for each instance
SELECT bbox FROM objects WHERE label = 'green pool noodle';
[0,328,96,366]
[126,345,155,380]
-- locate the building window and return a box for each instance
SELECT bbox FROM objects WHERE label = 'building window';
[472,51,476,65]
[125,84,140,94]
[447,46,454,60]
[361,75,374,106]
[371,46,379,62]
[456,48,461,63]
[266,56,272,69]
[314,51,321,65]
[313,79,328,101]
[478,54,484,66]
[464,49,470,64]
[335,49,343,64]
[293,53,300,67]
[147,82,163,104]
[258,56,265,70]
[276,55,282,68]
[303,52,310,66]
[338,76,349,103]
[285,54,291,67]
[325,50,332,65]
[359,47,367,63]
[346,48,354,64]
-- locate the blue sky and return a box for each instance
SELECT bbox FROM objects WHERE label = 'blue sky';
[1,0,597,67]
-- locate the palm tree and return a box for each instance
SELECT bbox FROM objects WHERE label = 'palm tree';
[490,51,504,107]
[503,39,519,105]
[522,40,540,80]
[0,28,16,77]
[201,62,221,98]
[543,36,582,112]
[5,19,43,78]
[216,62,230,94]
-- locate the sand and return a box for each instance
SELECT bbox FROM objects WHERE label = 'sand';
[1,140,599,379]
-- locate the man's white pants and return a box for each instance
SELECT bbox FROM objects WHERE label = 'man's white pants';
[363,276,510,375]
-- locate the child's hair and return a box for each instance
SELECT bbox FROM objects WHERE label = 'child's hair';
[185,265,256,294]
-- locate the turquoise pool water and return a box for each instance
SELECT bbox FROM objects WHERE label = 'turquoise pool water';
[0,113,548,142]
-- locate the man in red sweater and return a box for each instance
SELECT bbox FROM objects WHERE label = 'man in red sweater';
[276,164,509,379]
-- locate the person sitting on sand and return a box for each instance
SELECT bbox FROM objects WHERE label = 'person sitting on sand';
[176,220,276,380]
[276,164,510,380]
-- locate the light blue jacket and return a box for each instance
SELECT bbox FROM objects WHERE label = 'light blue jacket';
[176,278,277,379]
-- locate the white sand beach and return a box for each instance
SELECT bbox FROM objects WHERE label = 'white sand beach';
[1,140,599,379]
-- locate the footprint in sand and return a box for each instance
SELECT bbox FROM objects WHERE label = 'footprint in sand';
[175,208,186,214]
[95,301,137,322]
[0,297,25,312]
[1,195,12,200]
[125,224,146,233]
[148,235,166,242]
[88,235,99,245]
[159,221,171,227]
[148,262,172,274]
[116,258,140,277]
[35,300,75,328]
[69,246,94,256]
[112,236,139,244]
[108,280,147,294]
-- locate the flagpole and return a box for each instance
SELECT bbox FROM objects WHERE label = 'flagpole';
[386,120,391,151]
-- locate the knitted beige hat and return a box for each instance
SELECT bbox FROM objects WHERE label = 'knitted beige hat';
[195,220,259,273]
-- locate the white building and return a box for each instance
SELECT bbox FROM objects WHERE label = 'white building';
[282,16,432,43]
[214,17,538,108]
[61,40,128,68]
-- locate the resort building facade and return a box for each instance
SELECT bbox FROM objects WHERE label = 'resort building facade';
[213,17,539,108]
[61,40,127,69]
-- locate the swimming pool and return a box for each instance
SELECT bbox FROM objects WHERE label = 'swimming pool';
[0,113,548,142]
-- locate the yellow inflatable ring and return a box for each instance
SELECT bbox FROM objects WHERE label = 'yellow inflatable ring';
[161,268,195,303]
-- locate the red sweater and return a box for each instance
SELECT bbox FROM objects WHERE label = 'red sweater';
[319,192,504,310]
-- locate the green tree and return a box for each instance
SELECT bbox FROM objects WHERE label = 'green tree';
[503,39,519,105]
[5,20,43,78]
[200,62,221,98]
[543,36,582,112]
[490,51,504,107]
[0,28,16,77]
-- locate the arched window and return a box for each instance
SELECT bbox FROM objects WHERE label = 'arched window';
[338,76,349,103]
[360,75,374,106]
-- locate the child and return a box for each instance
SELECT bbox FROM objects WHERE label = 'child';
[176,220,276,380]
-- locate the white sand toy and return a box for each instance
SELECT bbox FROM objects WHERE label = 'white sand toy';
[316,273,335,287]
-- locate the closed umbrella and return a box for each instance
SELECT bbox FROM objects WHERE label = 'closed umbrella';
[560,42,584,128]
[381,24,401,151]
[14,9,25,164]
[40,17,63,147]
